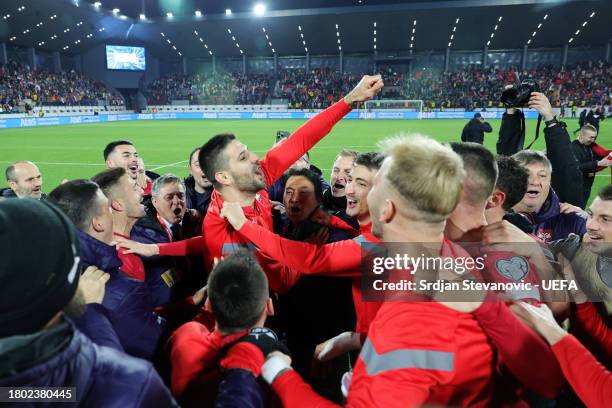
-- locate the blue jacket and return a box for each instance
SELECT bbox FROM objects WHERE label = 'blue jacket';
[520,189,587,242]
[77,231,165,360]
[215,370,264,408]
[131,207,203,307]
[0,320,177,407]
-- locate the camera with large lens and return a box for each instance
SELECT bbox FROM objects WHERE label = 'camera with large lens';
[500,79,539,108]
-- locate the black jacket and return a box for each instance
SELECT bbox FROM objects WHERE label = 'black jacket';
[461,118,492,144]
[184,175,213,217]
[585,109,604,131]
[496,109,525,155]
[570,140,604,193]
[544,122,584,207]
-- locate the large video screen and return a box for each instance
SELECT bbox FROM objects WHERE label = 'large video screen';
[106,45,146,71]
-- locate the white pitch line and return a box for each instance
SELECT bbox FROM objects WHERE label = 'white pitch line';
[149,160,189,171]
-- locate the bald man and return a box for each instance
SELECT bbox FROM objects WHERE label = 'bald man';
[2,161,44,199]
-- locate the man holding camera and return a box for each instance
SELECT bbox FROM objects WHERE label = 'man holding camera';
[497,82,584,207]
[461,112,492,144]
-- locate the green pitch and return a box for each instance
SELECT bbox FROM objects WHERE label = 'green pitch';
[0,118,609,205]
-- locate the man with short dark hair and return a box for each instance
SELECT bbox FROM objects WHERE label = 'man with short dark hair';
[485,155,531,230]
[103,140,152,192]
[92,167,146,281]
[0,199,176,406]
[185,147,213,217]
[461,112,493,144]
[48,180,164,360]
[2,161,44,199]
[513,150,587,242]
[570,124,612,208]
[167,252,278,407]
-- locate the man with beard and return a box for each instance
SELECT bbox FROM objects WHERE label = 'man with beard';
[92,167,147,281]
[220,152,384,334]
[131,174,200,307]
[104,141,140,181]
[112,75,383,286]
[1,161,45,199]
[185,147,213,217]
[322,149,359,217]
[512,150,586,242]
[570,124,612,208]
[0,199,176,406]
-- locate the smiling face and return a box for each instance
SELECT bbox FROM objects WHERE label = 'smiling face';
[346,164,374,222]
[284,175,319,224]
[224,140,266,193]
[585,196,612,255]
[330,155,354,198]
[152,182,187,225]
[513,161,551,213]
[106,144,139,180]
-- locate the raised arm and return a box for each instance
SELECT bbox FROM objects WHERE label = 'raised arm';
[261,75,383,186]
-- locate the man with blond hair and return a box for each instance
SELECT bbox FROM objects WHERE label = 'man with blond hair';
[259,134,497,407]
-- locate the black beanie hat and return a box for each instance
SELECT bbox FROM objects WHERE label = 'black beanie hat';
[0,199,81,337]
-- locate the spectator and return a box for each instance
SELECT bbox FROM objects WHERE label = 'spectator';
[461,113,493,144]
[0,199,175,407]
[571,124,612,208]
[1,161,44,199]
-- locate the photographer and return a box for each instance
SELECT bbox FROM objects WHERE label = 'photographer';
[460,112,492,144]
[498,82,583,206]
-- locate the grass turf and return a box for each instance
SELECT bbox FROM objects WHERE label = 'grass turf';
[0,117,609,205]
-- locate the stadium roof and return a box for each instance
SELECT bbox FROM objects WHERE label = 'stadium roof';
[0,0,610,59]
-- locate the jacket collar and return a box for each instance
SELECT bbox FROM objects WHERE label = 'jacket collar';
[77,230,122,272]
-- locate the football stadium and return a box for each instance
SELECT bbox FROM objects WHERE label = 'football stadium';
[0,1,611,407]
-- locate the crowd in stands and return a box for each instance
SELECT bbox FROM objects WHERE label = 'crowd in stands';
[403,61,611,110]
[143,61,610,111]
[146,72,270,105]
[0,61,124,113]
[1,74,611,408]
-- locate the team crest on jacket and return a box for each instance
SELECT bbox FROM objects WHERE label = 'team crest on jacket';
[495,256,529,281]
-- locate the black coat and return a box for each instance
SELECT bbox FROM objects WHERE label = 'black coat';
[570,140,604,193]
[496,110,525,155]
[461,118,493,144]
[544,123,584,207]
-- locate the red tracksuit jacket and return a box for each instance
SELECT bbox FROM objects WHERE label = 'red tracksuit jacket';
[271,239,495,408]
[203,100,352,266]
[237,220,383,334]
[156,99,353,288]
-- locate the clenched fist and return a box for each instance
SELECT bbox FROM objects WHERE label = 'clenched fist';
[344,74,384,105]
